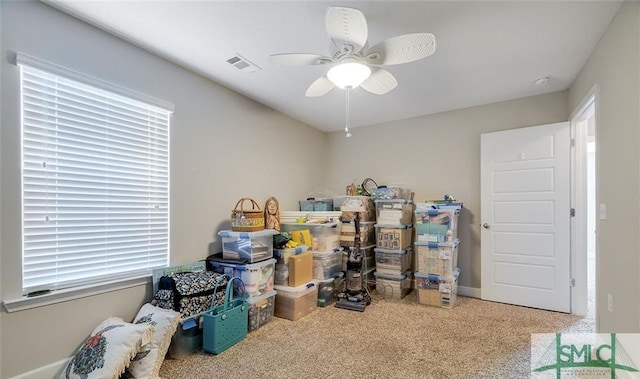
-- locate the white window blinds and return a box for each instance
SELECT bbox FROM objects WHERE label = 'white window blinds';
[18,56,171,295]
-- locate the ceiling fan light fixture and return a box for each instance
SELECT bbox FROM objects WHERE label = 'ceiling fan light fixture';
[327,62,371,89]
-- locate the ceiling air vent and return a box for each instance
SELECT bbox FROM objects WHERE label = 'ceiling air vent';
[226,54,261,73]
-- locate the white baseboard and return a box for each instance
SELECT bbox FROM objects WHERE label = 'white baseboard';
[9,358,69,379]
[458,285,481,298]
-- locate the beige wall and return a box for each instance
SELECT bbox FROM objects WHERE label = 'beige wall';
[0,2,326,377]
[569,2,640,333]
[324,91,569,290]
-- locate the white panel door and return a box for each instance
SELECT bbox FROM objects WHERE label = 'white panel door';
[481,122,571,312]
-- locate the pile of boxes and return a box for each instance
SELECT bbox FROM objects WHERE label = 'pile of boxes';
[373,197,415,300]
[275,220,343,316]
[413,202,461,308]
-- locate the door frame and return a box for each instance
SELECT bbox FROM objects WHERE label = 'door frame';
[569,84,598,321]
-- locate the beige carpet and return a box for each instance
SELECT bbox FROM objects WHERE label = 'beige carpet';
[159,292,594,379]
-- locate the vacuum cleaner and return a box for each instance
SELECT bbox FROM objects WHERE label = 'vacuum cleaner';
[335,212,371,312]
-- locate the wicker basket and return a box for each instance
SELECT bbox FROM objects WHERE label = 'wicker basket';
[231,198,265,232]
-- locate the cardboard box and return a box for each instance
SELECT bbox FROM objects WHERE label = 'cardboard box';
[289,251,313,287]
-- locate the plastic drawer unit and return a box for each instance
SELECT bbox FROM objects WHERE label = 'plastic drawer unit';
[312,249,342,280]
[340,220,376,247]
[335,196,376,222]
[341,245,376,272]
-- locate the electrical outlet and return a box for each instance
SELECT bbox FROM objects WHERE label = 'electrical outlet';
[608,293,613,312]
[600,203,607,220]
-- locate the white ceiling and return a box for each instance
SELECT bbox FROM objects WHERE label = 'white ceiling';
[45,1,622,133]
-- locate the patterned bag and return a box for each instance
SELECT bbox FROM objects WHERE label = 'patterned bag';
[153,271,228,319]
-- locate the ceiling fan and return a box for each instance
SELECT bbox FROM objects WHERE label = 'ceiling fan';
[269,6,436,97]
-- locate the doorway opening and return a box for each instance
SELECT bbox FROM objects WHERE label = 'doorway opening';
[571,91,596,328]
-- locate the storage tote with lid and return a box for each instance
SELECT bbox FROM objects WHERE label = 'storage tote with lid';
[273,280,319,321]
[414,204,459,243]
[374,270,412,300]
[375,224,413,250]
[375,199,414,225]
[280,222,340,252]
[207,258,276,299]
[374,247,413,275]
[415,268,460,309]
[414,239,459,277]
[218,229,277,263]
[246,290,276,332]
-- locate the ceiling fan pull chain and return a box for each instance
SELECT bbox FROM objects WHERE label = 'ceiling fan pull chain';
[345,86,352,138]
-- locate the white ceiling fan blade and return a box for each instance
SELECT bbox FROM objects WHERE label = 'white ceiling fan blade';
[306,76,336,97]
[269,53,334,66]
[360,68,398,95]
[365,33,436,66]
[326,7,368,53]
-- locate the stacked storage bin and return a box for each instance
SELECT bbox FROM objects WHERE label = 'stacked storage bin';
[276,222,341,319]
[373,198,414,300]
[413,202,462,308]
[335,195,377,291]
[280,222,342,281]
[212,229,279,331]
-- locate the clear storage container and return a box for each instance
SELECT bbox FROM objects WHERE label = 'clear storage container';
[218,229,277,263]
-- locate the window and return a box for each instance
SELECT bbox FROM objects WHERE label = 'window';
[18,54,172,295]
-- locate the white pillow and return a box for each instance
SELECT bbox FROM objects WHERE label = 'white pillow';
[60,317,153,379]
[128,303,181,379]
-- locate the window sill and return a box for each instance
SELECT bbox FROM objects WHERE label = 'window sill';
[2,275,152,313]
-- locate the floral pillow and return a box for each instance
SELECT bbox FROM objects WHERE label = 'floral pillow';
[60,317,153,379]
[127,303,181,379]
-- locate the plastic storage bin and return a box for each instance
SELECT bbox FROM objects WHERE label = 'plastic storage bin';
[218,229,277,263]
[168,322,202,359]
[341,245,376,272]
[317,277,337,307]
[335,196,376,222]
[375,224,413,249]
[312,250,342,280]
[375,199,414,225]
[247,290,276,332]
[273,245,309,285]
[280,222,341,252]
[415,269,460,309]
[374,270,412,300]
[299,198,334,212]
[340,221,376,247]
[414,205,459,243]
[414,239,459,277]
[208,258,276,298]
[371,186,412,200]
[279,211,341,224]
[274,281,319,321]
[374,247,413,275]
